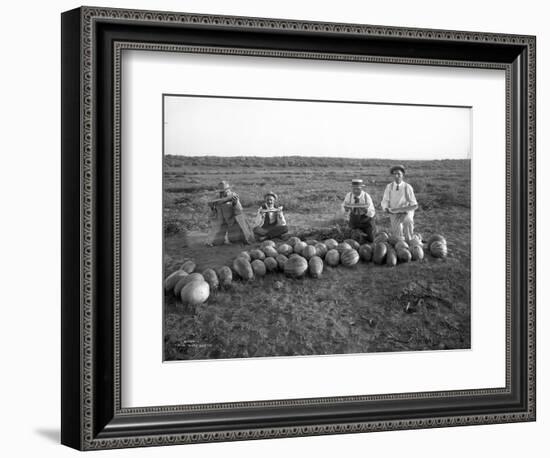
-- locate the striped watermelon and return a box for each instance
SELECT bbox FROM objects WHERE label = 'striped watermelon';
[201,268,219,290]
[314,242,328,258]
[308,256,324,278]
[341,249,359,267]
[284,256,308,278]
[358,244,373,262]
[306,239,318,246]
[411,245,424,261]
[323,239,338,250]
[180,260,196,273]
[325,249,340,267]
[275,254,288,270]
[373,242,388,264]
[216,266,233,288]
[427,234,447,246]
[238,251,251,262]
[303,245,317,260]
[430,241,448,258]
[397,248,412,263]
[293,241,308,255]
[250,249,266,260]
[395,240,410,251]
[337,242,352,253]
[262,246,278,258]
[264,257,278,272]
[287,236,302,247]
[164,270,187,291]
[260,240,276,248]
[386,248,397,267]
[232,257,254,280]
[251,259,266,277]
[344,239,360,250]
[277,243,293,256]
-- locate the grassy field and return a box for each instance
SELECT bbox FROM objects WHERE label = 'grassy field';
[163,156,471,361]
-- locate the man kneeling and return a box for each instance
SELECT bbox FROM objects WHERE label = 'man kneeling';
[341,179,376,243]
[253,192,288,241]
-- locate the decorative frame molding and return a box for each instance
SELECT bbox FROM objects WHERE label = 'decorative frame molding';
[61,6,536,451]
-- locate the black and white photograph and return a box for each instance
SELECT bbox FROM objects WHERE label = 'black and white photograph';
[163,94,472,361]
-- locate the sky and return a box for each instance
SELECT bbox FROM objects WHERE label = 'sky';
[164,95,472,160]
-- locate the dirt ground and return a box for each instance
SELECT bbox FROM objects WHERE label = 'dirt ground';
[163,157,471,361]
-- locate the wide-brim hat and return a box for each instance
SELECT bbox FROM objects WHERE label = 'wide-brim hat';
[390,165,406,175]
[264,191,278,200]
[351,179,365,188]
[218,180,231,191]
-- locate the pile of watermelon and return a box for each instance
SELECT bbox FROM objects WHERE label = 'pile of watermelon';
[164,233,448,306]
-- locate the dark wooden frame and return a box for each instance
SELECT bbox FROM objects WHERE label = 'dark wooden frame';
[61,6,536,450]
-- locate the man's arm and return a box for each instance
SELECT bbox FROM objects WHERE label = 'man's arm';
[381,184,390,211]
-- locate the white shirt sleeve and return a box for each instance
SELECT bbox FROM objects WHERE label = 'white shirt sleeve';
[341,192,351,213]
[381,184,391,211]
[278,210,287,226]
[365,193,376,217]
[406,184,418,206]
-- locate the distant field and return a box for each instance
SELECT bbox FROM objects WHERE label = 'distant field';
[163,156,471,361]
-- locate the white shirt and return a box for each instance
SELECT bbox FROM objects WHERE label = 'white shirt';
[381,181,417,212]
[342,190,375,217]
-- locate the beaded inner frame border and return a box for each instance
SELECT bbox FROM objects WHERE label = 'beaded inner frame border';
[78,6,536,450]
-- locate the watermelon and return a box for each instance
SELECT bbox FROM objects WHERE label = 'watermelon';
[325,249,340,267]
[374,232,389,244]
[358,244,373,262]
[262,246,278,258]
[386,247,397,267]
[277,243,293,256]
[397,248,412,263]
[164,270,187,291]
[430,241,448,258]
[344,239,360,250]
[238,251,251,262]
[314,242,328,258]
[308,256,324,278]
[395,240,410,251]
[293,241,308,255]
[411,245,424,261]
[250,249,266,261]
[264,257,278,272]
[232,257,254,280]
[251,259,266,277]
[373,242,388,264]
[287,236,301,247]
[323,239,338,250]
[289,253,303,259]
[216,266,233,288]
[303,245,317,260]
[388,235,402,246]
[305,239,318,246]
[284,255,308,278]
[174,272,204,296]
[260,240,276,248]
[341,249,359,267]
[201,268,219,290]
[337,242,353,253]
[275,254,288,270]
[180,260,196,274]
[180,280,210,306]
[427,234,447,246]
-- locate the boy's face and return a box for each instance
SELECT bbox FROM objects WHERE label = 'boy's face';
[393,171,404,183]
[265,196,275,207]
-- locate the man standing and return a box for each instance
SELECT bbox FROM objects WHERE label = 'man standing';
[381,165,418,241]
[341,179,376,243]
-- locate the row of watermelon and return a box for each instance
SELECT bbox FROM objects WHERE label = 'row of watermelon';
[164,233,448,306]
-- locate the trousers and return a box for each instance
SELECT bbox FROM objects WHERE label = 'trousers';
[349,213,375,243]
[389,212,415,241]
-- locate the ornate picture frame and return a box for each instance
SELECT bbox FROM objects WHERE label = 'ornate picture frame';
[61,6,536,450]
